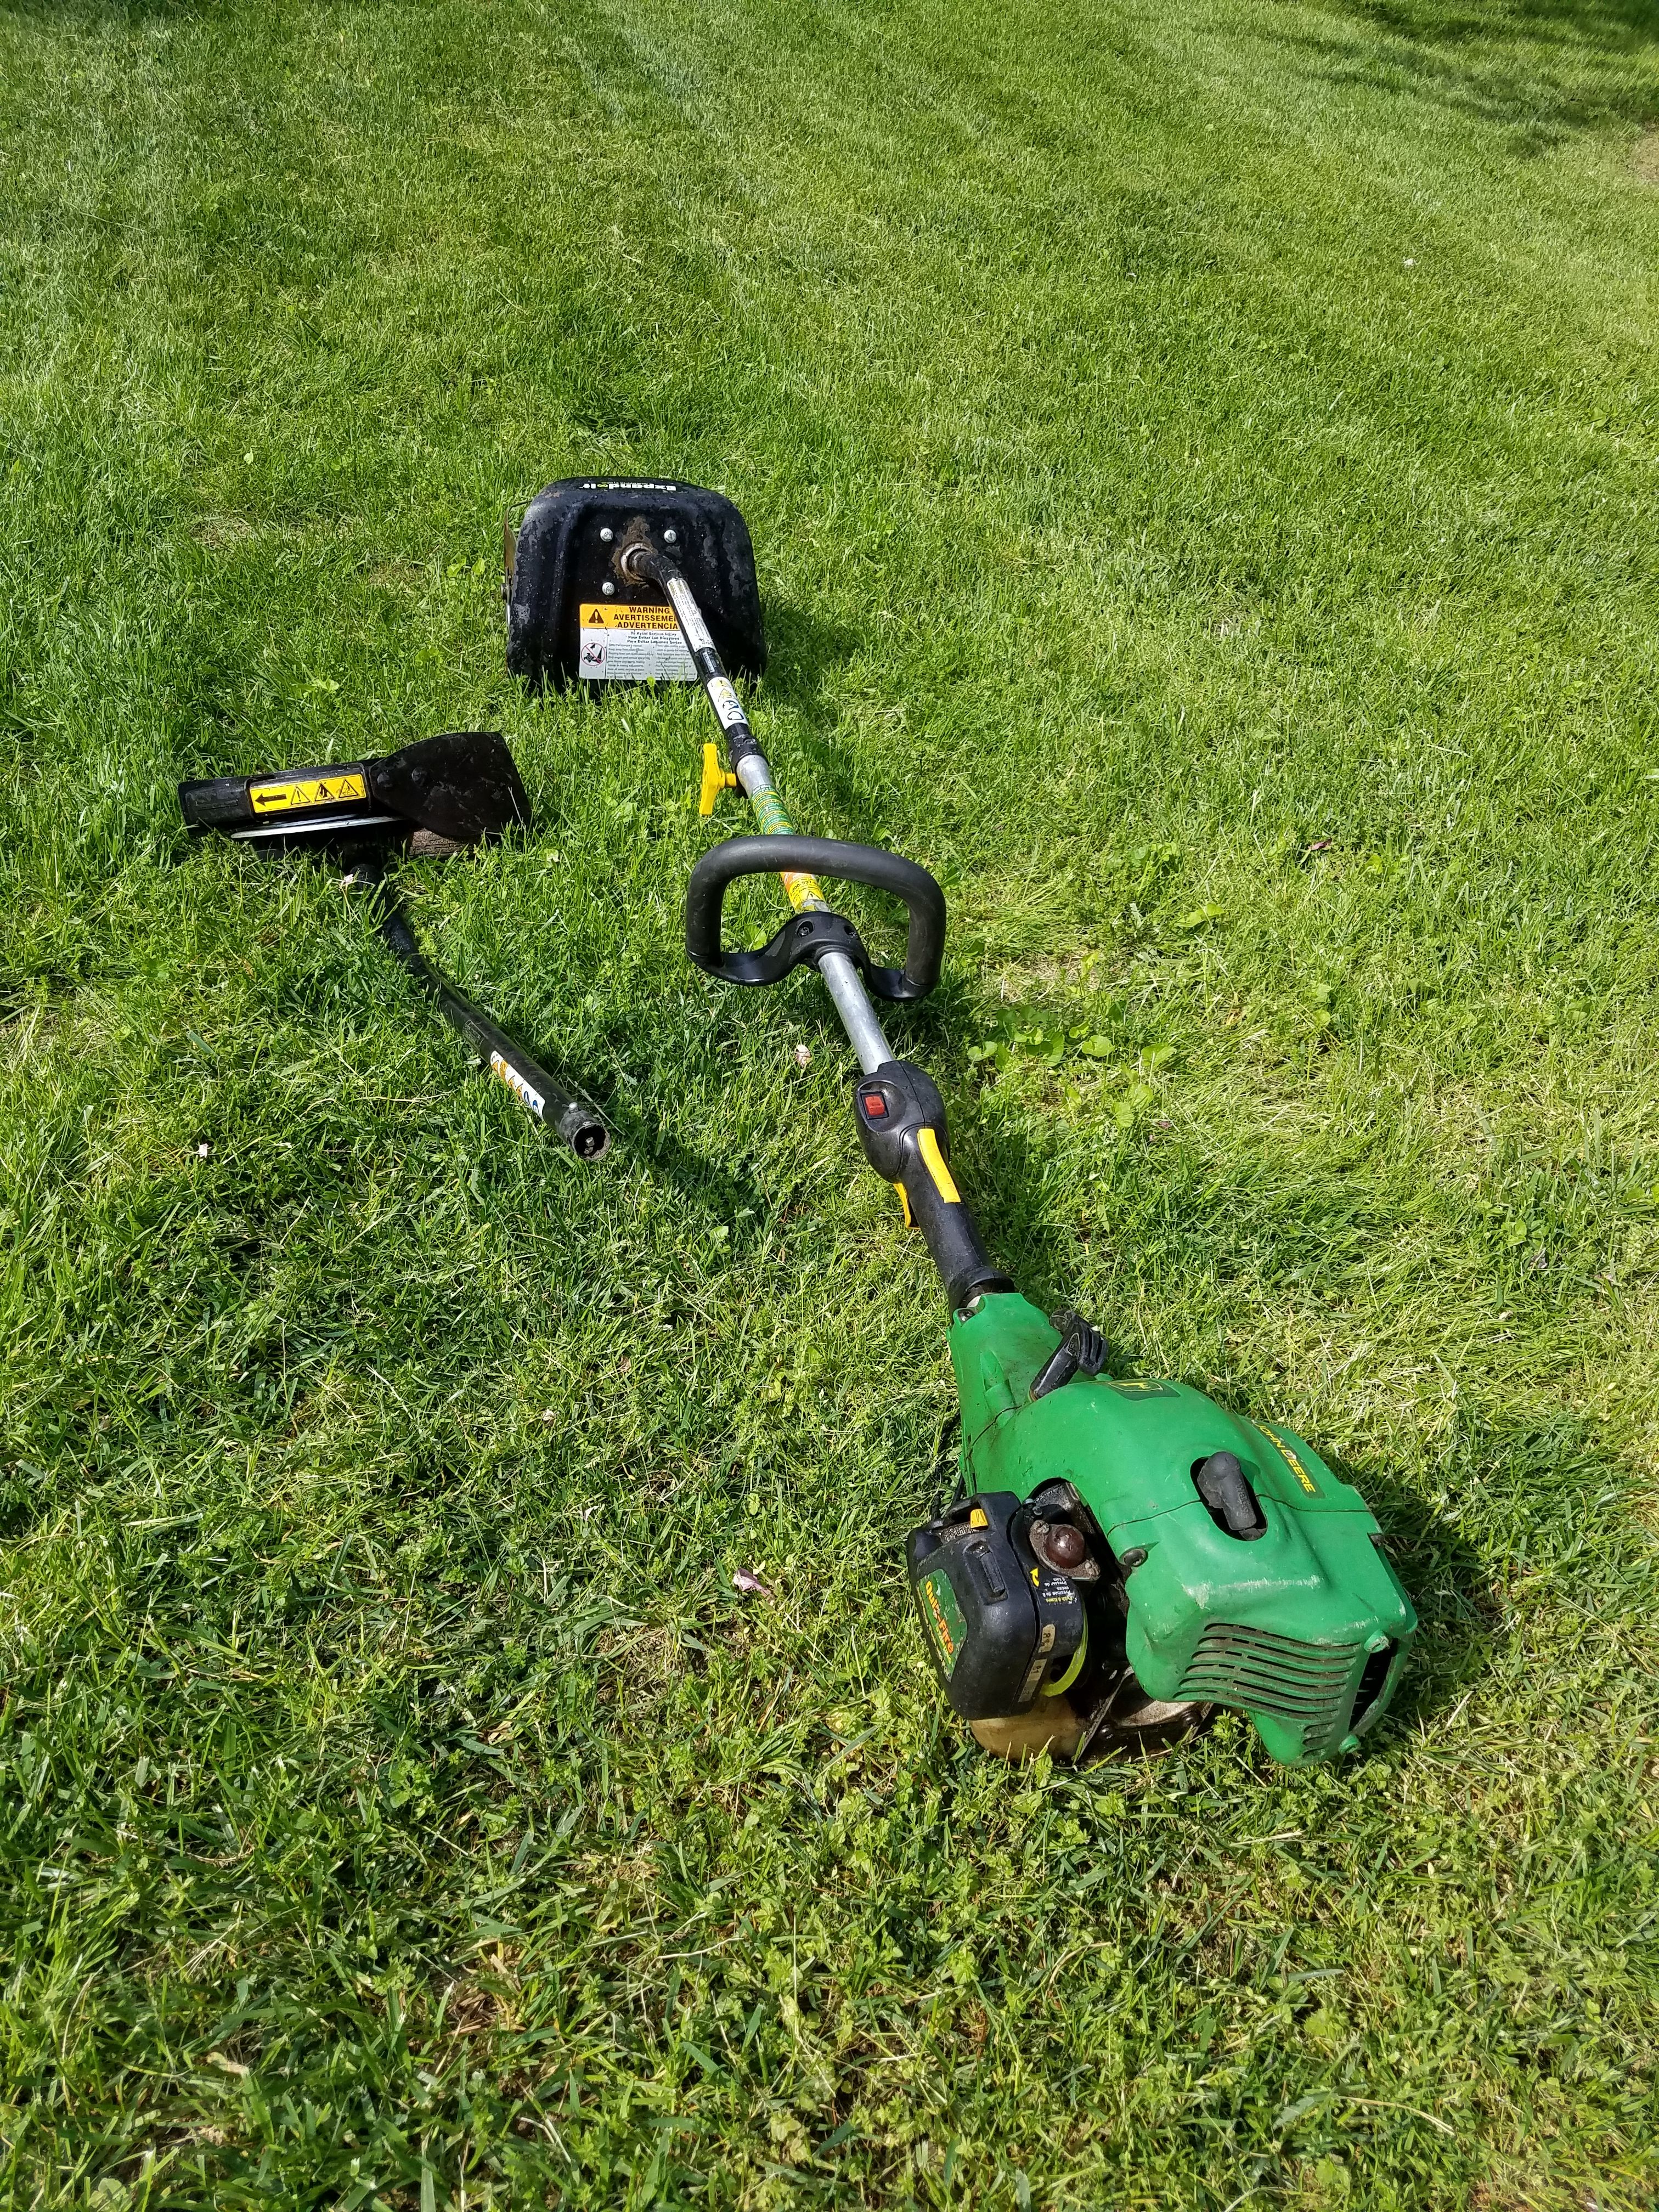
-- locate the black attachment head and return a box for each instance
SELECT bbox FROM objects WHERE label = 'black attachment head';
[369,730,531,849]
[179,730,532,859]
[506,477,765,691]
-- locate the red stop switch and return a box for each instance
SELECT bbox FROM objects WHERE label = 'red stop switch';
[863,1090,888,1118]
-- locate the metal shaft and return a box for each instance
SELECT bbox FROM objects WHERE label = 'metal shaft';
[373,878,610,1159]
[639,539,1012,1314]
[648,555,893,1073]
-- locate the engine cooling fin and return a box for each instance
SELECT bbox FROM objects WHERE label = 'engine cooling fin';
[1177,1622,1364,1756]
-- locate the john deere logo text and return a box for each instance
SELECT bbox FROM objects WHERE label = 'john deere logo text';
[919,1570,968,1677]
[1259,1425,1319,1496]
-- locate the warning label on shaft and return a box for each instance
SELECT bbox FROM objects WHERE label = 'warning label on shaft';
[578,601,696,682]
[249,771,366,814]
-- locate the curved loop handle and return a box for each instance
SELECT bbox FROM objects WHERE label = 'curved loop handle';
[685,836,946,1002]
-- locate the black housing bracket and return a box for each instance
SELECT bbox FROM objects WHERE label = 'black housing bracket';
[906,1491,1087,1719]
[685,834,945,1002]
[506,477,766,691]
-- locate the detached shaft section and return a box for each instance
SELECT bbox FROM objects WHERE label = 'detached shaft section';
[182,732,608,1161]
[377,889,609,1160]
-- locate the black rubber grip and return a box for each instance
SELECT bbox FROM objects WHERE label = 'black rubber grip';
[852,1060,1011,1310]
[179,774,262,832]
[900,1147,1011,1313]
[685,835,945,1002]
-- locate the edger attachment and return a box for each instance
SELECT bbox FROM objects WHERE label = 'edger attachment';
[509,487,1417,1765]
[179,731,608,1160]
[179,729,531,856]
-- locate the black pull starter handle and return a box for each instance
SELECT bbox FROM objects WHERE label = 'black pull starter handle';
[685,835,945,1003]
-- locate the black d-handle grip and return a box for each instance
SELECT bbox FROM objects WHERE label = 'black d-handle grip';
[685,836,946,1002]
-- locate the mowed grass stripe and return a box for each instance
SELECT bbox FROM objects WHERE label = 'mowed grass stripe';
[1,0,1657,2205]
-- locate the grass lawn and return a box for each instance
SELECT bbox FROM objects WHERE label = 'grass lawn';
[3,0,1659,2203]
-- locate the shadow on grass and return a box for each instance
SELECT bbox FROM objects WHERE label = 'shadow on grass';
[0,0,229,23]
[603,1090,766,1229]
[1321,1441,1498,1735]
[1339,0,1658,54]
[1278,0,1659,149]
[756,597,915,850]
[1332,1404,1659,1748]
[760,598,865,710]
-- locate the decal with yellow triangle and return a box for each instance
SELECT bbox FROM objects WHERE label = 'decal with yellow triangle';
[249,771,368,815]
[578,599,696,682]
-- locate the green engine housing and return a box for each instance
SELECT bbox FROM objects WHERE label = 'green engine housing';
[943,1295,1416,1763]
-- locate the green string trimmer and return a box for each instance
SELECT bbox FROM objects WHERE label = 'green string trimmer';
[509,478,1417,1764]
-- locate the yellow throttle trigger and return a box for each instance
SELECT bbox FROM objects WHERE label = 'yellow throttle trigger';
[699,744,738,817]
[893,1181,915,1229]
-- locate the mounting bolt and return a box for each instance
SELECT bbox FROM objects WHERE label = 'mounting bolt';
[601,580,616,597]
[599,526,614,543]
[1118,1547,1148,1571]
[663,527,678,544]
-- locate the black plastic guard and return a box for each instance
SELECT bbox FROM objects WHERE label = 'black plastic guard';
[368,730,531,845]
[506,477,765,690]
